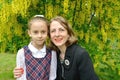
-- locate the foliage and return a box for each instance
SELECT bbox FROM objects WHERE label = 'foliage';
[0,0,120,80]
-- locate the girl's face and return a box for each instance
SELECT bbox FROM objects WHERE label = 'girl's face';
[50,21,69,48]
[28,21,48,49]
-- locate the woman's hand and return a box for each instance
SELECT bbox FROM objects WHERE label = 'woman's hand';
[13,67,24,78]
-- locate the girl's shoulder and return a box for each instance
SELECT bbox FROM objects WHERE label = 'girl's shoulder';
[17,48,24,56]
[51,50,56,53]
[17,45,28,53]
[46,46,57,54]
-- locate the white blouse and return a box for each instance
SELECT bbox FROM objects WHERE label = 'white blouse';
[16,43,57,80]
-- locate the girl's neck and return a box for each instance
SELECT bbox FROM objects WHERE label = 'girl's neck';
[31,42,44,50]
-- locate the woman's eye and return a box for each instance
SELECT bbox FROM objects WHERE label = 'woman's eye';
[50,30,55,33]
[59,28,64,32]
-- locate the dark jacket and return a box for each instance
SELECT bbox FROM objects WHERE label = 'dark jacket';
[56,44,99,80]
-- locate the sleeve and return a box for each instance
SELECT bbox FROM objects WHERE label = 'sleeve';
[16,48,24,67]
[77,49,99,80]
[49,50,57,80]
[16,48,26,80]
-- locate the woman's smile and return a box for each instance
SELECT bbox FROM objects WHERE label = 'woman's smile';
[54,37,63,43]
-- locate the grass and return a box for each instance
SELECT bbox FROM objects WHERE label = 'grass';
[0,53,16,80]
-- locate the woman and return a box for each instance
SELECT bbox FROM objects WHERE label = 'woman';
[48,16,99,80]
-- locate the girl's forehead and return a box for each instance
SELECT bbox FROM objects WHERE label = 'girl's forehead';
[31,21,47,26]
[30,21,48,29]
[32,20,47,24]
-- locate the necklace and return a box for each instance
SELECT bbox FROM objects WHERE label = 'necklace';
[59,54,65,64]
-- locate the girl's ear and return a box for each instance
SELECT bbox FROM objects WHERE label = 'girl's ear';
[28,30,31,37]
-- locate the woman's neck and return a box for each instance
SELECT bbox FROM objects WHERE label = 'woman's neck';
[58,45,67,60]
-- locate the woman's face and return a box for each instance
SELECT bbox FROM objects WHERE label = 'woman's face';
[50,21,69,48]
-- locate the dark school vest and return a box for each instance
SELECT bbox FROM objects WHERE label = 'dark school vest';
[24,46,51,80]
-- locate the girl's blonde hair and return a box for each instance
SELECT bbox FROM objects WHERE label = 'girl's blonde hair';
[48,16,78,52]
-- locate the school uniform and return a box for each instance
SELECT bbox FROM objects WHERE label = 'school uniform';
[16,42,57,80]
[56,44,99,80]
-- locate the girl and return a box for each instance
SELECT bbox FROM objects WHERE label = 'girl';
[14,15,57,80]
[49,16,99,80]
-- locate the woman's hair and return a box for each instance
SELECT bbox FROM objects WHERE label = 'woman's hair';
[48,16,78,51]
[28,15,49,30]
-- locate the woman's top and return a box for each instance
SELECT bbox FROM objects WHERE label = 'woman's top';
[16,42,57,80]
[56,44,99,80]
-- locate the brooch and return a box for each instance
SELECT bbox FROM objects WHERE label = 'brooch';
[64,59,70,66]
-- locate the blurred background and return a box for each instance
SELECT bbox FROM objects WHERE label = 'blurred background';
[0,0,120,80]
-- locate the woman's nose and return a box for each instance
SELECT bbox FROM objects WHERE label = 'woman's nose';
[55,31,60,37]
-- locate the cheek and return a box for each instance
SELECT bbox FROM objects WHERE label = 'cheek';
[50,37,55,43]
[43,34,48,38]
[50,34,54,41]
[28,30,31,36]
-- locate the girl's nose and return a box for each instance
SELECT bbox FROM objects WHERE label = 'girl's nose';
[38,33,42,37]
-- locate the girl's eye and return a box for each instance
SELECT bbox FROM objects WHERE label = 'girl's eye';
[34,31,38,34]
[41,31,46,34]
